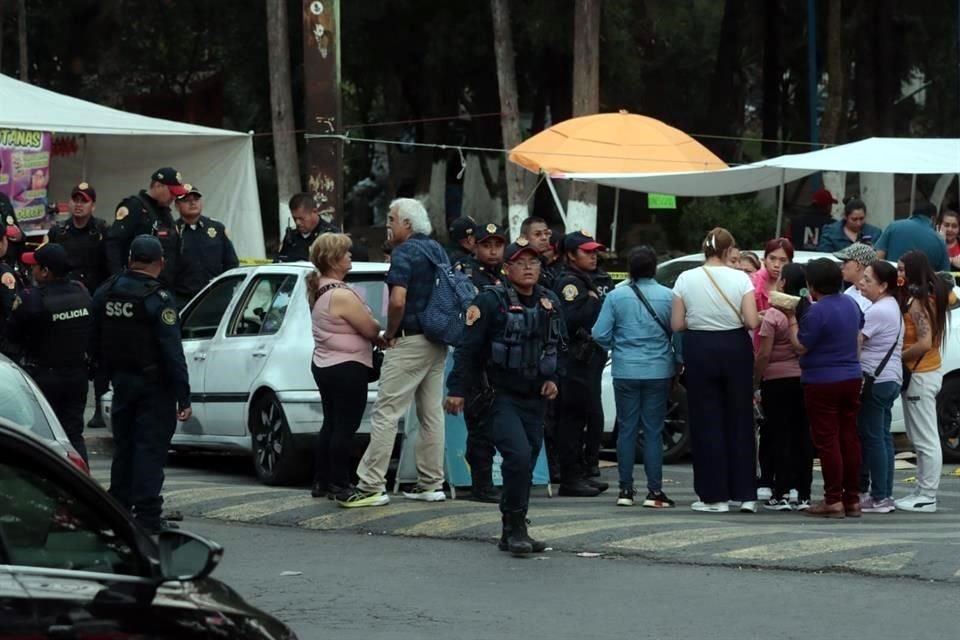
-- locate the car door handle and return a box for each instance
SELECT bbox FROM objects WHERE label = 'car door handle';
[252,351,268,358]
[193,353,207,361]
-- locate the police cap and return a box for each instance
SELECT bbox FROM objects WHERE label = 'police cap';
[176,183,202,201]
[130,235,164,263]
[1,217,18,240]
[563,230,605,253]
[151,167,188,197]
[70,182,97,202]
[449,217,476,242]
[504,237,540,263]
[475,222,506,244]
[22,243,71,275]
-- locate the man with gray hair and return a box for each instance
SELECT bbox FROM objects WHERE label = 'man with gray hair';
[340,198,450,507]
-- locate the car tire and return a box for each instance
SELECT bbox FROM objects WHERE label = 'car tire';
[250,392,306,486]
[937,375,960,463]
[632,383,690,464]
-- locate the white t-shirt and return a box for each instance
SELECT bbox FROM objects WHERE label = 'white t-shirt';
[674,266,754,331]
[844,285,872,313]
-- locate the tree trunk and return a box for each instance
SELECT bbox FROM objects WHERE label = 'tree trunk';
[490,0,527,239]
[567,0,600,238]
[819,0,845,145]
[265,0,302,243]
[702,0,746,161]
[17,0,28,81]
[761,0,782,157]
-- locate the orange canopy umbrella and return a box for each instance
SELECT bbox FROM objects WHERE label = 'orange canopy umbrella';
[508,111,728,175]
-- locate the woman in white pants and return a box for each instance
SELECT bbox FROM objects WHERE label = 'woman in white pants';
[895,252,951,513]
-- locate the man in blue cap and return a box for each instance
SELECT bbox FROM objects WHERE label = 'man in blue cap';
[89,234,191,534]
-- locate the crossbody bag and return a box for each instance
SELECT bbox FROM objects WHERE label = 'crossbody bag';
[701,267,745,325]
[314,282,384,382]
[628,283,671,338]
[861,319,902,400]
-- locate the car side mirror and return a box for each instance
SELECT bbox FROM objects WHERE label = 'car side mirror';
[156,530,223,582]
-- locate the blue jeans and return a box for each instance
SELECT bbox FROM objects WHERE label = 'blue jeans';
[614,378,672,491]
[486,392,546,514]
[857,380,900,500]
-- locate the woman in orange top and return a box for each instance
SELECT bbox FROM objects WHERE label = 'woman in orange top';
[895,251,950,513]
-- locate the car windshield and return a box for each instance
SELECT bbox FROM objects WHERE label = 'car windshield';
[0,364,54,441]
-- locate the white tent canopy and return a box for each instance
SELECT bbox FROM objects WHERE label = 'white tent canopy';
[556,137,960,196]
[0,73,265,259]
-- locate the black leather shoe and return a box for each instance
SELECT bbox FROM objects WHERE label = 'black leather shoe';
[584,477,609,493]
[468,486,501,503]
[558,480,602,497]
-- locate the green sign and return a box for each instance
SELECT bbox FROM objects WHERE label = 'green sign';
[648,193,677,209]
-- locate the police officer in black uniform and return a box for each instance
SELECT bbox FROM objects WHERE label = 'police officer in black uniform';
[553,231,612,497]
[0,218,24,358]
[105,168,185,289]
[446,216,476,264]
[172,184,239,308]
[446,238,567,556]
[89,235,191,534]
[47,182,109,293]
[452,222,506,502]
[9,244,92,461]
[277,192,338,262]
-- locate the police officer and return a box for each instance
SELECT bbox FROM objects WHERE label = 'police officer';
[89,235,191,535]
[47,182,109,293]
[553,230,612,497]
[453,222,506,502]
[0,192,28,277]
[277,192,338,262]
[9,244,92,461]
[0,218,23,357]
[446,237,566,556]
[172,184,239,308]
[105,167,186,288]
[446,216,476,264]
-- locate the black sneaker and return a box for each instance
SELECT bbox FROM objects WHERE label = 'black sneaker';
[616,487,636,507]
[642,490,675,509]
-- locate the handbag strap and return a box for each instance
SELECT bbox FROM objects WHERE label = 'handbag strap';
[629,283,671,338]
[701,267,744,323]
[872,317,902,378]
[315,282,349,298]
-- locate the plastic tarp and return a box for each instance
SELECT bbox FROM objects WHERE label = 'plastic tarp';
[556,137,960,196]
[0,73,265,259]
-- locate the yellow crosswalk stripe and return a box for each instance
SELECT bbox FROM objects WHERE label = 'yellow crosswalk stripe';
[203,495,318,521]
[843,551,916,572]
[299,501,447,530]
[164,486,281,508]
[395,511,506,536]
[609,525,787,552]
[534,516,691,541]
[717,536,890,561]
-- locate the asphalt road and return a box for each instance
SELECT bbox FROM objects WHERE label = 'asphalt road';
[186,518,959,640]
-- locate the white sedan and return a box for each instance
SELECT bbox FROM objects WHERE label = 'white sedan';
[605,251,960,464]
[103,261,390,485]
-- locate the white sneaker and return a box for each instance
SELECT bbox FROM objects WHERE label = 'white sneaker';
[757,487,773,501]
[740,500,759,513]
[788,489,799,503]
[691,501,730,513]
[402,486,447,502]
[894,493,937,513]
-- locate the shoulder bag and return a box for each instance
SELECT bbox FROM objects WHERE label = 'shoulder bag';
[862,318,902,400]
[701,267,745,325]
[629,283,671,338]
[314,282,383,382]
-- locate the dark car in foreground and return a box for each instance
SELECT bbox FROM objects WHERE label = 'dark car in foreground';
[0,418,296,639]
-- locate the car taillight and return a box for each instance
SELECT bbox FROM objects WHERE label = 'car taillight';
[66,448,89,474]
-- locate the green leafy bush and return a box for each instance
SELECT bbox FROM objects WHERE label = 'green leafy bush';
[676,196,778,252]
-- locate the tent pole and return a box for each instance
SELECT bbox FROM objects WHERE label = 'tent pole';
[775,169,786,237]
[909,173,917,213]
[545,176,568,227]
[611,187,620,252]
[80,134,88,181]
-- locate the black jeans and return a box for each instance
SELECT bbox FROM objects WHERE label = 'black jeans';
[486,391,546,514]
[29,365,89,463]
[683,329,757,503]
[109,371,177,530]
[312,361,369,490]
[464,412,496,489]
[556,351,605,482]
[760,376,814,500]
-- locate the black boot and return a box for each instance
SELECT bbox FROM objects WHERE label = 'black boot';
[469,485,502,503]
[558,478,602,497]
[521,511,548,553]
[584,476,609,493]
[498,512,533,556]
[87,405,106,429]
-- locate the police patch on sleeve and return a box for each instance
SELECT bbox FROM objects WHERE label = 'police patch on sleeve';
[207,227,217,239]
[161,308,178,326]
[465,304,481,326]
[562,284,579,301]
[1,272,15,289]
[115,206,129,221]
[540,297,553,310]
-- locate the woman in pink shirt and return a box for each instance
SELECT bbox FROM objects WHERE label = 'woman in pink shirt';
[307,233,382,500]
[754,262,813,511]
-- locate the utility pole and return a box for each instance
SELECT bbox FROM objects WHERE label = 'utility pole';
[302,0,342,227]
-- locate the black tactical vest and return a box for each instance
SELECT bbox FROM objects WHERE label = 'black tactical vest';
[33,282,92,368]
[100,276,161,373]
[489,285,563,380]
